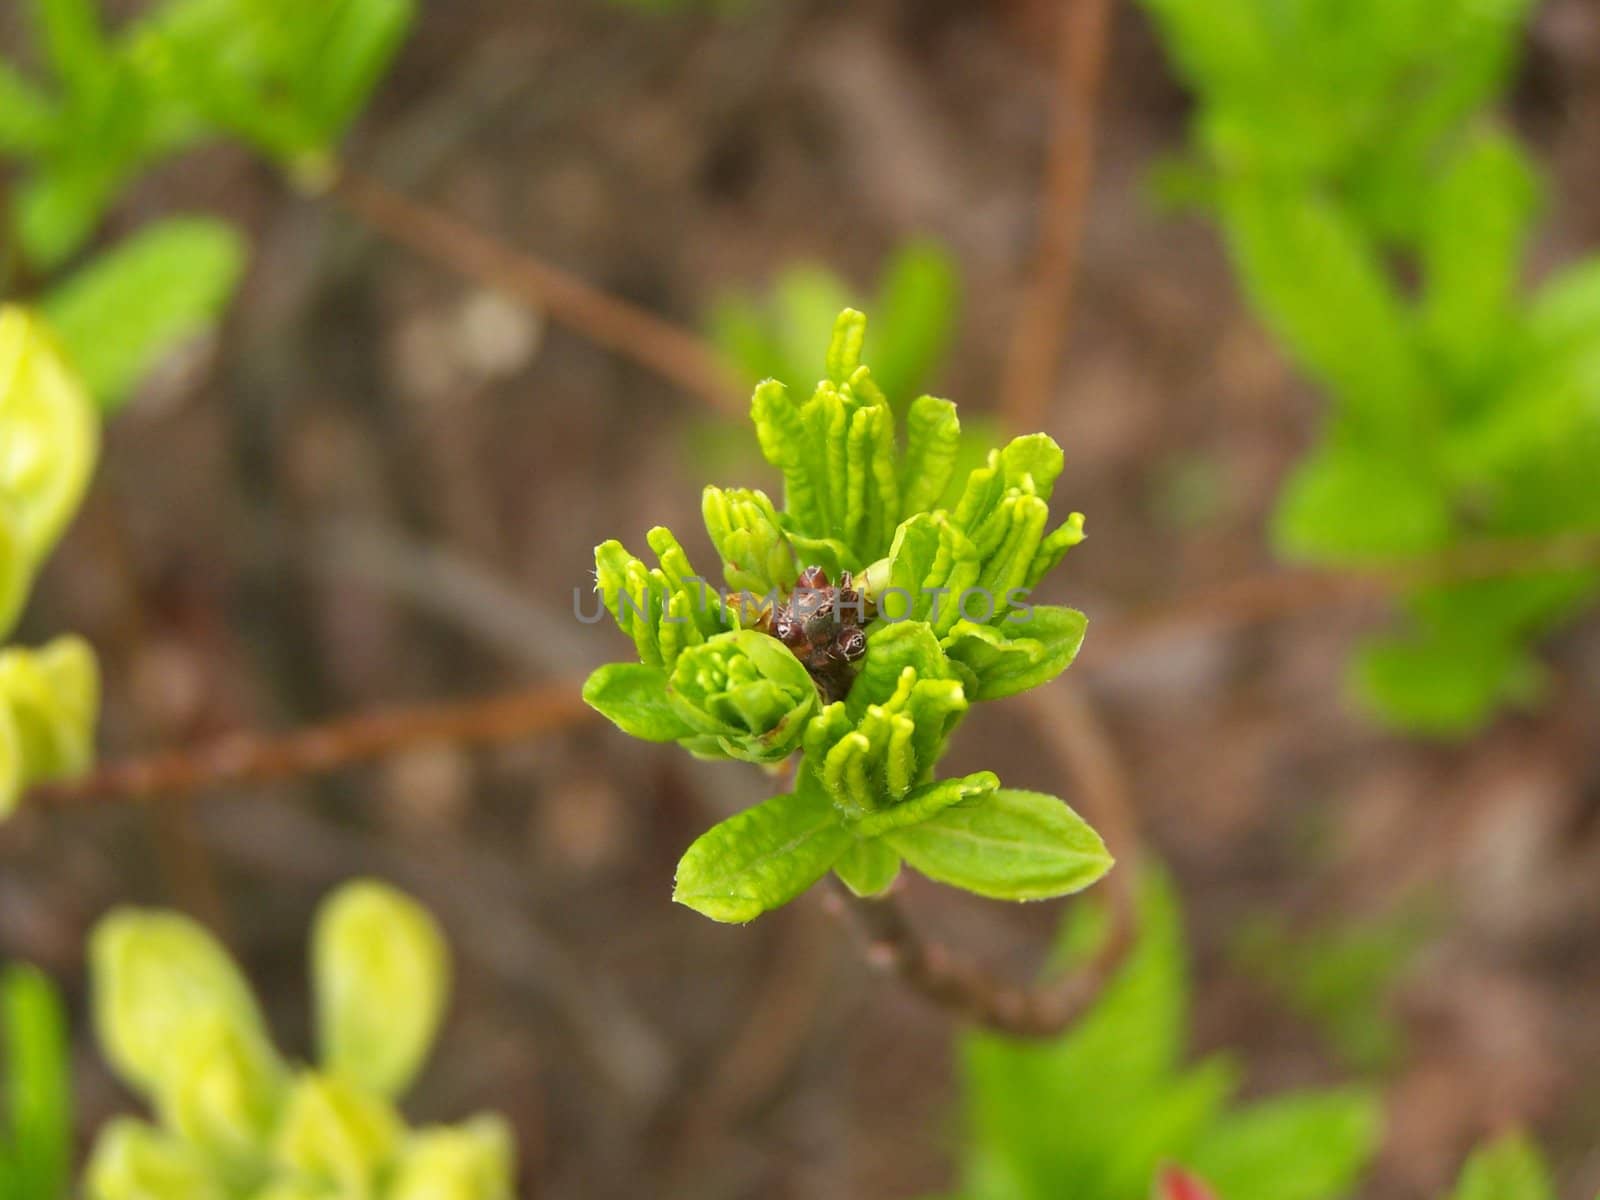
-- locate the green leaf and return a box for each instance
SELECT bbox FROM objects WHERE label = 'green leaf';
[880,511,980,633]
[833,837,900,898]
[887,788,1112,901]
[1218,179,1433,449]
[299,0,415,144]
[1272,446,1452,565]
[84,1119,227,1200]
[1187,1089,1382,1200]
[1352,632,1538,737]
[673,781,850,923]
[851,770,998,839]
[42,219,247,410]
[700,485,797,596]
[0,61,59,154]
[32,0,111,95]
[273,1071,403,1193]
[582,662,692,743]
[1421,130,1539,389]
[15,166,119,273]
[2,965,71,1200]
[942,606,1087,701]
[898,393,963,519]
[313,880,449,1100]
[388,1116,516,1200]
[1449,1133,1554,1200]
[667,629,817,764]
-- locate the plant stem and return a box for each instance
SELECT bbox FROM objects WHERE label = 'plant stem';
[326,164,744,416]
[1000,0,1116,433]
[30,682,594,805]
[832,680,1140,1039]
[830,868,1134,1038]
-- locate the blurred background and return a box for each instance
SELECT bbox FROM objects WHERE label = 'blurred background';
[3,0,1600,1196]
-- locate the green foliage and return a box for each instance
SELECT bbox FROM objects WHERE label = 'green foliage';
[40,218,246,411]
[710,241,961,413]
[0,0,200,268]
[1140,0,1600,734]
[587,310,1107,922]
[135,0,416,179]
[945,872,1381,1200]
[1234,902,1433,1073]
[0,965,73,1200]
[85,880,513,1200]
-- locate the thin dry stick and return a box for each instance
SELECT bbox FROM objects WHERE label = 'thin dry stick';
[31,682,595,806]
[327,164,744,416]
[1000,0,1116,433]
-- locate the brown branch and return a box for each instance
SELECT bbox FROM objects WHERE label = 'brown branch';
[30,682,596,806]
[1000,0,1116,432]
[326,165,744,417]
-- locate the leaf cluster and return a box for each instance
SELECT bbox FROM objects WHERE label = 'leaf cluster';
[586,310,1111,922]
[86,880,513,1200]
[1,0,415,411]
[1142,0,1600,733]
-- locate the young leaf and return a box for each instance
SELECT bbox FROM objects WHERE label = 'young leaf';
[42,219,247,410]
[272,1071,404,1193]
[582,662,693,743]
[887,788,1112,901]
[1218,179,1433,450]
[1421,130,1539,389]
[1186,1089,1382,1200]
[833,837,900,898]
[673,781,850,923]
[941,606,1088,701]
[1449,1133,1554,1200]
[313,880,450,1100]
[1272,446,1451,565]
[388,1116,516,1200]
[83,1118,227,1200]
[0,62,58,154]
[2,965,71,1200]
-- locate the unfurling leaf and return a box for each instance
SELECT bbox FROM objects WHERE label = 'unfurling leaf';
[84,1120,226,1200]
[942,606,1088,701]
[272,1072,403,1193]
[158,1012,287,1182]
[594,530,728,671]
[888,789,1113,901]
[313,880,449,1099]
[582,662,692,742]
[833,837,901,897]
[0,634,100,817]
[388,1117,516,1200]
[0,306,100,636]
[1449,1133,1554,1200]
[701,485,797,596]
[674,780,850,923]
[667,628,818,763]
[90,910,268,1101]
